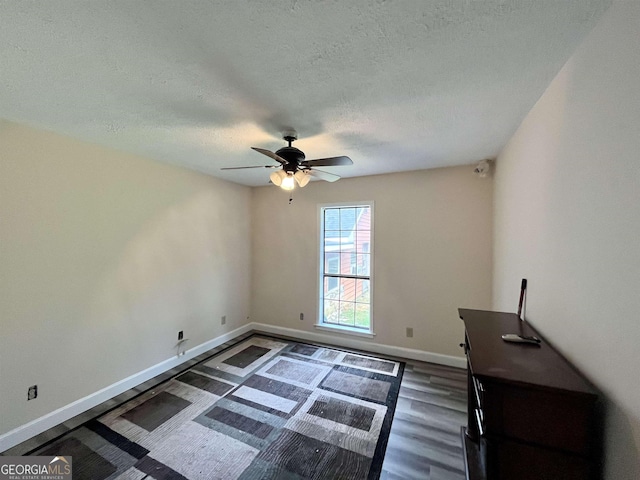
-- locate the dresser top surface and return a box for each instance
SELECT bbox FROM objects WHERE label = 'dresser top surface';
[459,309,596,395]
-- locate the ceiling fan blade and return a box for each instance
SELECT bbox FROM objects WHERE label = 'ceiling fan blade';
[251,147,289,165]
[220,165,278,170]
[302,156,353,167]
[308,168,341,182]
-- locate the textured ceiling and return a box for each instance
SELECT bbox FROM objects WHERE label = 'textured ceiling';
[0,1,610,186]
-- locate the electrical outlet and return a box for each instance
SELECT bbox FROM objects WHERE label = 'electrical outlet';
[299,313,304,321]
[406,327,414,338]
[221,315,226,325]
[178,331,183,341]
[28,385,37,401]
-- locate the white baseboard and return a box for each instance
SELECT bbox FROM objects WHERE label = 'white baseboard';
[248,322,467,369]
[0,324,252,453]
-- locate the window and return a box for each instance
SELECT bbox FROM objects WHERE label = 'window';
[319,203,373,334]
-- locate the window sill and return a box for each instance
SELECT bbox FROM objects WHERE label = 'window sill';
[314,323,376,338]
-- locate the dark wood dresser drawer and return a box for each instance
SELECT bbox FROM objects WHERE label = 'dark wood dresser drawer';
[482,382,596,454]
[494,439,592,480]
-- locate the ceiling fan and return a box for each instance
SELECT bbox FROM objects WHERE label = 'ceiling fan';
[221,130,353,190]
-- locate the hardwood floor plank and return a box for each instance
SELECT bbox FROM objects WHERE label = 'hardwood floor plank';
[380,469,415,480]
[400,378,467,400]
[399,380,463,400]
[395,396,466,427]
[429,375,468,392]
[387,417,464,450]
[411,362,467,379]
[381,445,433,479]
[385,433,465,471]
[430,465,466,480]
[382,360,467,479]
[399,386,467,412]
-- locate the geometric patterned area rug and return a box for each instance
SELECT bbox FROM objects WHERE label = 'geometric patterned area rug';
[33,335,405,480]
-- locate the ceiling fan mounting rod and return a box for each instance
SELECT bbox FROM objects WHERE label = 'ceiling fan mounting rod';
[282,128,297,147]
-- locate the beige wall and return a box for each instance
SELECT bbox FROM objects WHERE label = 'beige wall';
[251,166,493,357]
[0,121,251,435]
[493,2,640,478]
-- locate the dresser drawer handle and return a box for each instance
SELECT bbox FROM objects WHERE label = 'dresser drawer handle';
[474,409,485,437]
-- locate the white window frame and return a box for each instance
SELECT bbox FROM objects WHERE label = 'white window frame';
[316,201,375,338]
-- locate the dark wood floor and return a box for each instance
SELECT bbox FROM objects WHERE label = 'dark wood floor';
[381,360,468,480]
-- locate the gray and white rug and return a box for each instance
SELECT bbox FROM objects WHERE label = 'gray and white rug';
[34,335,405,480]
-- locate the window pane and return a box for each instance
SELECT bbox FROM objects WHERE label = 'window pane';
[357,254,370,276]
[324,277,339,298]
[324,300,340,324]
[357,230,371,253]
[340,233,354,253]
[324,230,340,251]
[350,252,357,275]
[337,252,347,274]
[340,208,356,231]
[325,253,340,274]
[339,301,355,326]
[356,207,371,230]
[340,277,356,302]
[324,230,342,245]
[355,303,370,329]
[324,209,340,230]
[356,279,370,303]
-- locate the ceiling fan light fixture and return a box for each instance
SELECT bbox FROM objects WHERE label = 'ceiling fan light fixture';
[294,170,311,187]
[270,170,286,186]
[281,173,295,191]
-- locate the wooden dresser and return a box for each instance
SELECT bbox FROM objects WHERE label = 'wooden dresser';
[458,309,601,480]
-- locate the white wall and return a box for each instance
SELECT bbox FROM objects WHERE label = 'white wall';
[0,121,252,436]
[493,1,640,478]
[251,166,493,358]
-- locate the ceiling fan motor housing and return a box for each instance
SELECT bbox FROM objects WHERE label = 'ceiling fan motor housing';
[276,146,306,172]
